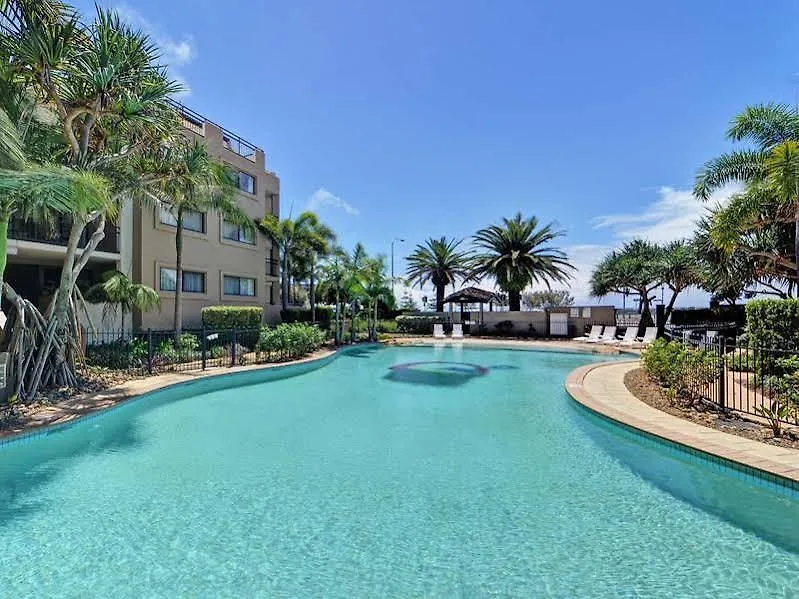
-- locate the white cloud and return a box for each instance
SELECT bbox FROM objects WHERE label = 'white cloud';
[592,184,741,243]
[115,4,195,96]
[307,188,359,215]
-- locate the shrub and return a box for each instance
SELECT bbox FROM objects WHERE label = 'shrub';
[726,349,755,372]
[745,299,799,352]
[85,338,147,369]
[209,345,227,359]
[495,320,514,335]
[377,319,398,333]
[641,338,717,401]
[256,323,327,361]
[395,315,446,334]
[201,306,263,330]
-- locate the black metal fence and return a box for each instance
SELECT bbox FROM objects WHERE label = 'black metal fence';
[81,328,263,375]
[671,331,799,427]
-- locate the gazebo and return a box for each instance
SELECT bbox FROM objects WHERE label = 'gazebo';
[442,286,503,332]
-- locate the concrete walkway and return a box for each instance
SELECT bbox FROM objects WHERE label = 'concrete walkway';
[566,361,799,484]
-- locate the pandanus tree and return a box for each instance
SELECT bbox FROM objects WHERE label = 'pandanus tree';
[694,103,799,284]
[471,213,573,311]
[405,237,471,312]
[0,0,181,397]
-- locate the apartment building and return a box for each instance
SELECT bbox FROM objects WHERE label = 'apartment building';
[131,101,281,329]
[3,101,281,331]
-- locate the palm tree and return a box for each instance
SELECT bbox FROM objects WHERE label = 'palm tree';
[318,247,349,344]
[260,211,329,312]
[85,270,160,332]
[694,103,799,283]
[472,213,573,311]
[405,237,471,312]
[359,255,391,341]
[153,140,253,341]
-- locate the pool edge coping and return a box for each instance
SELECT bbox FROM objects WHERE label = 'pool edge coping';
[565,360,799,487]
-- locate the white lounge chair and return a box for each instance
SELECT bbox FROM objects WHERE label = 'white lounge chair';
[433,323,446,339]
[451,323,464,339]
[620,326,657,347]
[574,325,602,342]
[605,327,637,345]
[588,325,616,343]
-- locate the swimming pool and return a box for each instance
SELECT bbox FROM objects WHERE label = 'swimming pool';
[1,344,797,597]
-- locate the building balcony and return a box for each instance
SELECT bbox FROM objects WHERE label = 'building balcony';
[9,215,120,254]
[266,258,280,277]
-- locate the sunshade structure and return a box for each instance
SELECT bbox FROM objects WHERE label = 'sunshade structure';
[442,287,503,329]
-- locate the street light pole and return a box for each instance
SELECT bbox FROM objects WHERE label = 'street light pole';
[391,237,405,296]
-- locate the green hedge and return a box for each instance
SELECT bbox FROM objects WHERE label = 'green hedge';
[281,307,332,329]
[201,306,263,330]
[395,314,447,334]
[745,299,799,351]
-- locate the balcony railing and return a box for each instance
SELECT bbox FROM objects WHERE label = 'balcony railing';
[266,258,280,277]
[9,216,120,254]
[166,98,260,163]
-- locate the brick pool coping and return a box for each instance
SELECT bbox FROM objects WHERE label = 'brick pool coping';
[0,348,337,442]
[566,360,799,484]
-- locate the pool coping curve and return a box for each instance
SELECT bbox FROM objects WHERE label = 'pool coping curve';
[566,360,799,487]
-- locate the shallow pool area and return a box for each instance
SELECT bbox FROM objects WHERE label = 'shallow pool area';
[1,344,798,597]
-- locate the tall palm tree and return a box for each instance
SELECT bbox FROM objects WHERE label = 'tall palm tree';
[694,103,799,283]
[405,237,471,312]
[472,213,573,311]
[359,255,391,341]
[85,270,160,332]
[260,211,328,312]
[318,246,349,344]
[153,140,253,341]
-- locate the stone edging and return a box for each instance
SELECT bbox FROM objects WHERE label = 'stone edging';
[0,346,343,447]
[565,360,799,487]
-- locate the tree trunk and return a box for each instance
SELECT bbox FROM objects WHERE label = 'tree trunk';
[310,257,316,323]
[173,209,184,344]
[509,290,521,312]
[281,250,289,311]
[350,303,357,344]
[794,200,799,286]
[664,287,680,322]
[0,210,9,307]
[334,288,340,345]
[435,285,445,312]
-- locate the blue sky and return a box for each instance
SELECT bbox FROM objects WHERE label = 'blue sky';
[80,0,799,305]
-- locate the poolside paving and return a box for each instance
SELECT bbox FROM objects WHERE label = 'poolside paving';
[566,360,799,484]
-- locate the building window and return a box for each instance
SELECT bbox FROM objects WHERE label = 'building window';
[159,205,205,233]
[229,170,255,194]
[160,268,206,293]
[223,275,256,296]
[222,220,255,244]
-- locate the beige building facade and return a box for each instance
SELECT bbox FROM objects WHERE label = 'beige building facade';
[132,101,282,329]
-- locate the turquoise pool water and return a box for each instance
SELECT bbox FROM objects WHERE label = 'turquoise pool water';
[1,345,798,597]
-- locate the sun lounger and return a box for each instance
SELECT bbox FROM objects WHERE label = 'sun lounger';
[574,325,602,342]
[587,325,616,343]
[451,323,464,339]
[620,326,657,347]
[433,323,446,339]
[605,327,637,345]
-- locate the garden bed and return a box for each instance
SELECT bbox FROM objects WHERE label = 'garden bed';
[624,367,799,449]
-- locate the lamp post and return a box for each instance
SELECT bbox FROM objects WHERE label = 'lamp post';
[391,237,405,295]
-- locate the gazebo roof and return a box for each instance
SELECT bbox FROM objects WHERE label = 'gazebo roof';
[442,286,502,304]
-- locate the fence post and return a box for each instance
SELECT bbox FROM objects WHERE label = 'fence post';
[201,326,207,371]
[146,328,153,374]
[231,328,237,367]
[717,336,726,410]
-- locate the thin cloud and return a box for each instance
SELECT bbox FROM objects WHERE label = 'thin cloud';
[115,4,195,96]
[592,184,741,243]
[307,188,359,215]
